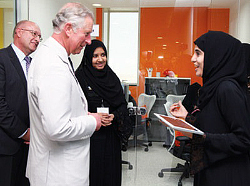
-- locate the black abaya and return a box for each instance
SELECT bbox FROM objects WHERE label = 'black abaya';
[75,40,132,186]
[186,31,250,186]
[190,80,250,186]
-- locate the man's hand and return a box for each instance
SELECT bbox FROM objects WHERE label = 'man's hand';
[22,128,30,144]
[88,113,102,131]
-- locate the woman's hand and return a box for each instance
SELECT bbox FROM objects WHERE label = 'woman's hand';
[100,113,114,127]
[169,101,188,120]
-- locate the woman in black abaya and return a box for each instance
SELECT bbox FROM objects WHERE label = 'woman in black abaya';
[170,31,250,186]
[75,40,132,186]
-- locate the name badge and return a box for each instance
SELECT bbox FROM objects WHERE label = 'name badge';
[97,107,109,114]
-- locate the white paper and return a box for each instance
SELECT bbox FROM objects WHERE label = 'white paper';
[97,107,109,114]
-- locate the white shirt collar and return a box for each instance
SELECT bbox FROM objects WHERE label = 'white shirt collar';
[11,43,26,62]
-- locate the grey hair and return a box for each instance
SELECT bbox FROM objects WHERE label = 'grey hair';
[52,2,94,33]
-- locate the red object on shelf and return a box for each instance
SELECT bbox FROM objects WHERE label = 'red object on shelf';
[163,69,175,77]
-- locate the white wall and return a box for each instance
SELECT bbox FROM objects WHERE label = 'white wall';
[229,0,239,38]
[25,0,95,68]
[229,0,250,43]
[238,0,250,43]
[16,0,29,22]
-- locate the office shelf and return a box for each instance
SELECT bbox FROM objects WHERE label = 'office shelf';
[145,77,190,142]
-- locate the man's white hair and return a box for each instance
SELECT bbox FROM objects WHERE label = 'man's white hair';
[52,2,94,34]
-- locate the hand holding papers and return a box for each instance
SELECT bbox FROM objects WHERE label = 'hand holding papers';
[97,107,114,127]
[154,113,204,135]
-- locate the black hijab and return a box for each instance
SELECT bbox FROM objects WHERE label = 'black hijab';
[75,39,125,108]
[182,82,201,113]
[194,31,247,110]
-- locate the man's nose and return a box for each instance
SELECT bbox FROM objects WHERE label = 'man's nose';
[85,34,91,45]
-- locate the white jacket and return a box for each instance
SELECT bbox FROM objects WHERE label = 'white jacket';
[26,37,96,186]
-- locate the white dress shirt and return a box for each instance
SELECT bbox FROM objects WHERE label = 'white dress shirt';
[11,43,29,79]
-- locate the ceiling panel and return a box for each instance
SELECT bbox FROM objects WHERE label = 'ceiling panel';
[83,0,238,9]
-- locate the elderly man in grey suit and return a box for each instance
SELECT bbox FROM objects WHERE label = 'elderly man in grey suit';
[26,3,111,186]
[0,20,41,186]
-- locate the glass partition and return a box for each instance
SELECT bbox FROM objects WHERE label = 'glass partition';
[108,11,139,85]
[90,0,249,185]
[23,0,249,185]
[113,0,245,185]
[0,0,15,48]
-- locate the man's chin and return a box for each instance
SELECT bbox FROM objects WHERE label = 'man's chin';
[29,48,36,54]
[71,51,80,55]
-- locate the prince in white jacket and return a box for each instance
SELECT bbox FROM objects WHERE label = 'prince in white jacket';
[26,3,103,185]
[26,35,98,185]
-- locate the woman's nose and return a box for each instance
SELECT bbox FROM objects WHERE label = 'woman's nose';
[191,54,196,63]
[97,55,102,61]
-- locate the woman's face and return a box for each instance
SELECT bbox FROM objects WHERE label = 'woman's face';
[92,47,107,70]
[191,45,204,77]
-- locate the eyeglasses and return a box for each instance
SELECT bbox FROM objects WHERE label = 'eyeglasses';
[20,28,43,42]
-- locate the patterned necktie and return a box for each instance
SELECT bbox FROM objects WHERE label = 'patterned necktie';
[24,56,31,75]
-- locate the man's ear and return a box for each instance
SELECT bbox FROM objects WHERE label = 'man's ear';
[64,23,73,37]
[15,28,22,38]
